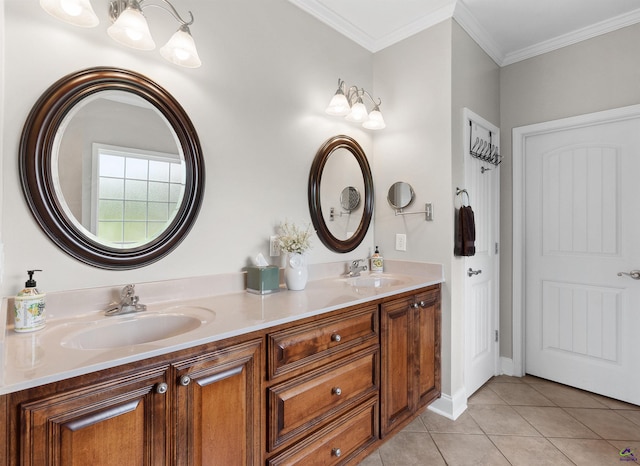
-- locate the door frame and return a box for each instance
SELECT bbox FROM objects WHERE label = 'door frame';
[511,103,640,376]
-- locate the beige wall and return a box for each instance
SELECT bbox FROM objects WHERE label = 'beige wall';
[1,0,374,296]
[372,20,500,402]
[499,22,640,358]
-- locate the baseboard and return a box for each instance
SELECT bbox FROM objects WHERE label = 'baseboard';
[428,387,467,420]
[501,357,515,376]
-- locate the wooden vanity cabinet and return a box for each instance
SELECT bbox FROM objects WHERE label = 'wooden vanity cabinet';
[172,338,262,466]
[266,304,380,465]
[11,364,171,466]
[380,284,441,437]
[4,336,263,466]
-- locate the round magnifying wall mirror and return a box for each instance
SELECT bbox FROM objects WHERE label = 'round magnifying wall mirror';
[308,135,373,253]
[19,67,205,269]
[387,181,415,210]
[340,186,361,212]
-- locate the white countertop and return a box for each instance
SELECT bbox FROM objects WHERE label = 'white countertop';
[0,260,443,395]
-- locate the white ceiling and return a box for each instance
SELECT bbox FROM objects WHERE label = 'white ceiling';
[288,0,640,66]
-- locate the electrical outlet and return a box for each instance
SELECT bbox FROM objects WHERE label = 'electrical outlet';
[269,235,280,256]
[395,233,407,251]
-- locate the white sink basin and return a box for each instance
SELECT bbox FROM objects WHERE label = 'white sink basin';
[60,306,215,350]
[343,274,406,288]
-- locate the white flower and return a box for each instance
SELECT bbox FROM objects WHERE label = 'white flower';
[277,222,313,254]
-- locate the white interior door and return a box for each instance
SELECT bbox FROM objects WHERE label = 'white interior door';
[524,114,640,405]
[463,109,500,397]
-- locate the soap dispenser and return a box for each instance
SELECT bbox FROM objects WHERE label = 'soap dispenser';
[371,246,384,273]
[14,270,46,332]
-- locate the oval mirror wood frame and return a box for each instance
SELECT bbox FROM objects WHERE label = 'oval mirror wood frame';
[19,67,205,269]
[308,135,374,253]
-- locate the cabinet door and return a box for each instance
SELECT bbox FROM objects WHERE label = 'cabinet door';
[414,288,441,410]
[18,366,170,466]
[380,295,414,436]
[173,339,262,466]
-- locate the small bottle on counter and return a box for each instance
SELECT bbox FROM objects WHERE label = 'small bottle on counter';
[14,270,46,332]
[370,246,384,273]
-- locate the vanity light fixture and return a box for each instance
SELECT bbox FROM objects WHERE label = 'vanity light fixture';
[325,79,386,130]
[39,0,202,68]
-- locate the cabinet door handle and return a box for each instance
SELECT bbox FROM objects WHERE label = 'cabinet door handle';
[410,303,419,309]
[155,382,168,394]
[331,333,342,342]
[179,375,191,386]
[419,301,426,307]
[332,387,342,396]
[332,448,342,457]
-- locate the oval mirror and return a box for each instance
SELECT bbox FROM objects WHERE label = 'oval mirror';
[308,135,373,253]
[388,181,415,210]
[20,67,205,269]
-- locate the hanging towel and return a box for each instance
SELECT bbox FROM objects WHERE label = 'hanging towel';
[454,205,476,256]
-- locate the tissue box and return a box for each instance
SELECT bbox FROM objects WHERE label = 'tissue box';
[246,265,280,294]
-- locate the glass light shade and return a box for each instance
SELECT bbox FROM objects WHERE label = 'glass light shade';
[160,28,202,68]
[363,109,386,130]
[325,92,350,116]
[40,0,99,27]
[107,7,155,50]
[345,101,368,123]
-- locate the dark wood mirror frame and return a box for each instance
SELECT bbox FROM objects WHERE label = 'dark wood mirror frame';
[19,67,205,269]
[308,135,374,253]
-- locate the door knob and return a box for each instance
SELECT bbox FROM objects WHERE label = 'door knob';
[468,268,482,277]
[617,270,640,280]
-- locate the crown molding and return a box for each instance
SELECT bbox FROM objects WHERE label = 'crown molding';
[501,7,640,66]
[288,0,455,53]
[453,1,505,66]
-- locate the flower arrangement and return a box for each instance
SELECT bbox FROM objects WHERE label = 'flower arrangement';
[277,222,313,254]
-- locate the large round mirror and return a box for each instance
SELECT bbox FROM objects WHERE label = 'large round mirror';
[20,67,205,269]
[308,135,373,253]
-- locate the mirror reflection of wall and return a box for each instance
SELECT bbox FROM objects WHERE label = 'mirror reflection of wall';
[320,148,365,240]
[53,90,185,248]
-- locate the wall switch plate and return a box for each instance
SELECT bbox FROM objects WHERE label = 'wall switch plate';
[269,235,280,256]
[395,233,407,251]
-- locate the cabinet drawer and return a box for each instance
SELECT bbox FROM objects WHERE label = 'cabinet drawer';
[268,347,379,451]
[267,305,378,379]
[267,396,378,466]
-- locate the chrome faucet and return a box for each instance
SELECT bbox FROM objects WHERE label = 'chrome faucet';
[105,284,147,316]
[348,259,368,277]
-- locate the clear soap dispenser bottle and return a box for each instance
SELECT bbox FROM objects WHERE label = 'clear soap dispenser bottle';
[14,270,46,332]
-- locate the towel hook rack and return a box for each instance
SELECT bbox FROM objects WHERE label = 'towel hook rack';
[456,187,470,206]
[469,121,501,166]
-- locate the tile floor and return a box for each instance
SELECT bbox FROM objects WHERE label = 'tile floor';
[361,375,640,465]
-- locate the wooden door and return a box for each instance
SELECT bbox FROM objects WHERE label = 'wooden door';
[173,339,262,466]
[17,366,170,466]
[523,110,640,405]
[380,294,413,436]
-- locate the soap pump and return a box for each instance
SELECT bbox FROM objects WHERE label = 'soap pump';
[370,246,384,273]
[14,270,46,332]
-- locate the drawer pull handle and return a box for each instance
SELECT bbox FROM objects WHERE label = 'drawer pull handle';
[179,375,191,386]
[331,333,342,342]
[332,448,342,457]
[156,382,168,394]
[332,387,342,396]
[419,301,426,307]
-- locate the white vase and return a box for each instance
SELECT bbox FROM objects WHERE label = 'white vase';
[285,252,308,291]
